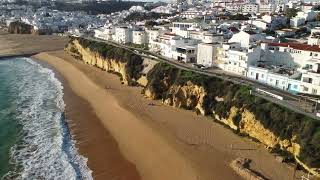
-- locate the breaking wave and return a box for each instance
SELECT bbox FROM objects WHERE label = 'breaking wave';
[1,58,92,180]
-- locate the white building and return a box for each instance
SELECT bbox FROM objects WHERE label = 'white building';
[180,9,202,19]
[290,17,306,27]
[226,4,242,12]
[247,59,320,95]
[228,30,266,48]
[242,3,259,14]
[172,45,197,63]
[290,10,317,27]
[247,65,301,91]
[94,27,114,41]
[275,28,297,37]
[114,27,132,44]
[296,10,317,22]
[197,43,221,67]
[259,4,276,14]
[260,42,320,68]
[150,32,198,63]
[132,30,147,45]
[308,28,320,45]
[251,15,287,31]
[216,42,262,76]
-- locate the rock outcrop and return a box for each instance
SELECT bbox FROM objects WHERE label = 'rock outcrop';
[145,63,320,177]
[8,21,52,35]
[230,158,267,180]
[8,21,33,34]
[65,38,152,85]
[66,37,320,177]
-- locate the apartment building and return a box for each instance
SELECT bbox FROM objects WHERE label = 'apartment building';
[228,30,266,48]
[150,33,198,63]
[216,42,261,76]
[242,3,259,14]
[197,42,221,67]
[114,27,132,44]
[308,28,320,46]
[94,27,114,41]
[132,30,147,45]
[259,4,276,14]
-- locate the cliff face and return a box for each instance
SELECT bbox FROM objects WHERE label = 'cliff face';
[144,63,320,176]
[8,21,33,34]
[66,38,147,85]
[66,38,320,177]
[8,21,52,35]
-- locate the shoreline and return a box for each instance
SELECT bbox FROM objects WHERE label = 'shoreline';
[33,52,202,180]
[36,59,141,180]
[0,32,312,179]
[33,50,307,180]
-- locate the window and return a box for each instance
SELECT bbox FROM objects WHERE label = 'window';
[304,87,309,91]
[251,72,253,75]
[312,89,317,94]
[261,74,264,78]
[293,85,298,89]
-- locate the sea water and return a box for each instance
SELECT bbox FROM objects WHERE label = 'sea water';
[0,57,92,180]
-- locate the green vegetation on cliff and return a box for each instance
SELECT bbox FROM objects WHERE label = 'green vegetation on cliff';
[124,12,174,22]
[66,38,320,175]
[70,37,143,82]
[146,63,320,168]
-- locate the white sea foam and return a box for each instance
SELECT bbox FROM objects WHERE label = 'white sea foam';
[1,58,92,180]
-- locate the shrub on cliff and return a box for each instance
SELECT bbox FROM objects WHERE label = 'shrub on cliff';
[146,62,320,169]
[75,38,144,81]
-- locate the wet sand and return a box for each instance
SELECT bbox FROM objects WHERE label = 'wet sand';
[0,31,141,180]
[33,51,305,180]
[0,31,306,180]
[62,79,141,180]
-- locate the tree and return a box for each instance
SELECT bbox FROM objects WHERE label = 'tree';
[285,8,298,19]
[313,5,320,11]
[145,20,158,28]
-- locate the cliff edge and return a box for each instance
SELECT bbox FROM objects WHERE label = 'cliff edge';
[66,37,320,177]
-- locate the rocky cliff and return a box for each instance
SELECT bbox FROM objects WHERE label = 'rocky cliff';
[8,21,52,35]
[66,38,320,177]
[144,63,320,177]
[8,21,33,34]
[65,38,147,85]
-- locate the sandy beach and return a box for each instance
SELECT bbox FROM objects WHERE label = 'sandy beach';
[33,50,305,180]
[0,30,67,56]
[0,32,306,180]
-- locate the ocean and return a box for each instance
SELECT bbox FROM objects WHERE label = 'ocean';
[0,57,92,180]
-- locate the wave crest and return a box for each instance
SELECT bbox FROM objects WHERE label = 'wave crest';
[1,58,92,180]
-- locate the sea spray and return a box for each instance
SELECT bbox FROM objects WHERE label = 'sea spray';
[0,57,92,180]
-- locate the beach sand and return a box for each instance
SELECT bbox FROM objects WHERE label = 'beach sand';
[0,31,306,179]
[0,30,67,56]
[62,80,141,180]
[33,50,305,180]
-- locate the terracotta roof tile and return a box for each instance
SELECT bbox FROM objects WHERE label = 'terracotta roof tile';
[267,42,320,52]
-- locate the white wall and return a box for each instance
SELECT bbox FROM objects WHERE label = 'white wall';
[197,43,219,67]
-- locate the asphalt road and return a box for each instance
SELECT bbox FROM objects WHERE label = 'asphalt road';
[80,35,320,120]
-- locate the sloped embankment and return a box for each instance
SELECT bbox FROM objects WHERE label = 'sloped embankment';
[66,37,320,177]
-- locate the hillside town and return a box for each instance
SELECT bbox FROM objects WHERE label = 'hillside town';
[1,1,320,179]
[1,0,320,97]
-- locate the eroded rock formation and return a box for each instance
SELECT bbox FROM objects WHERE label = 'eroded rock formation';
[66,37,320,177]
